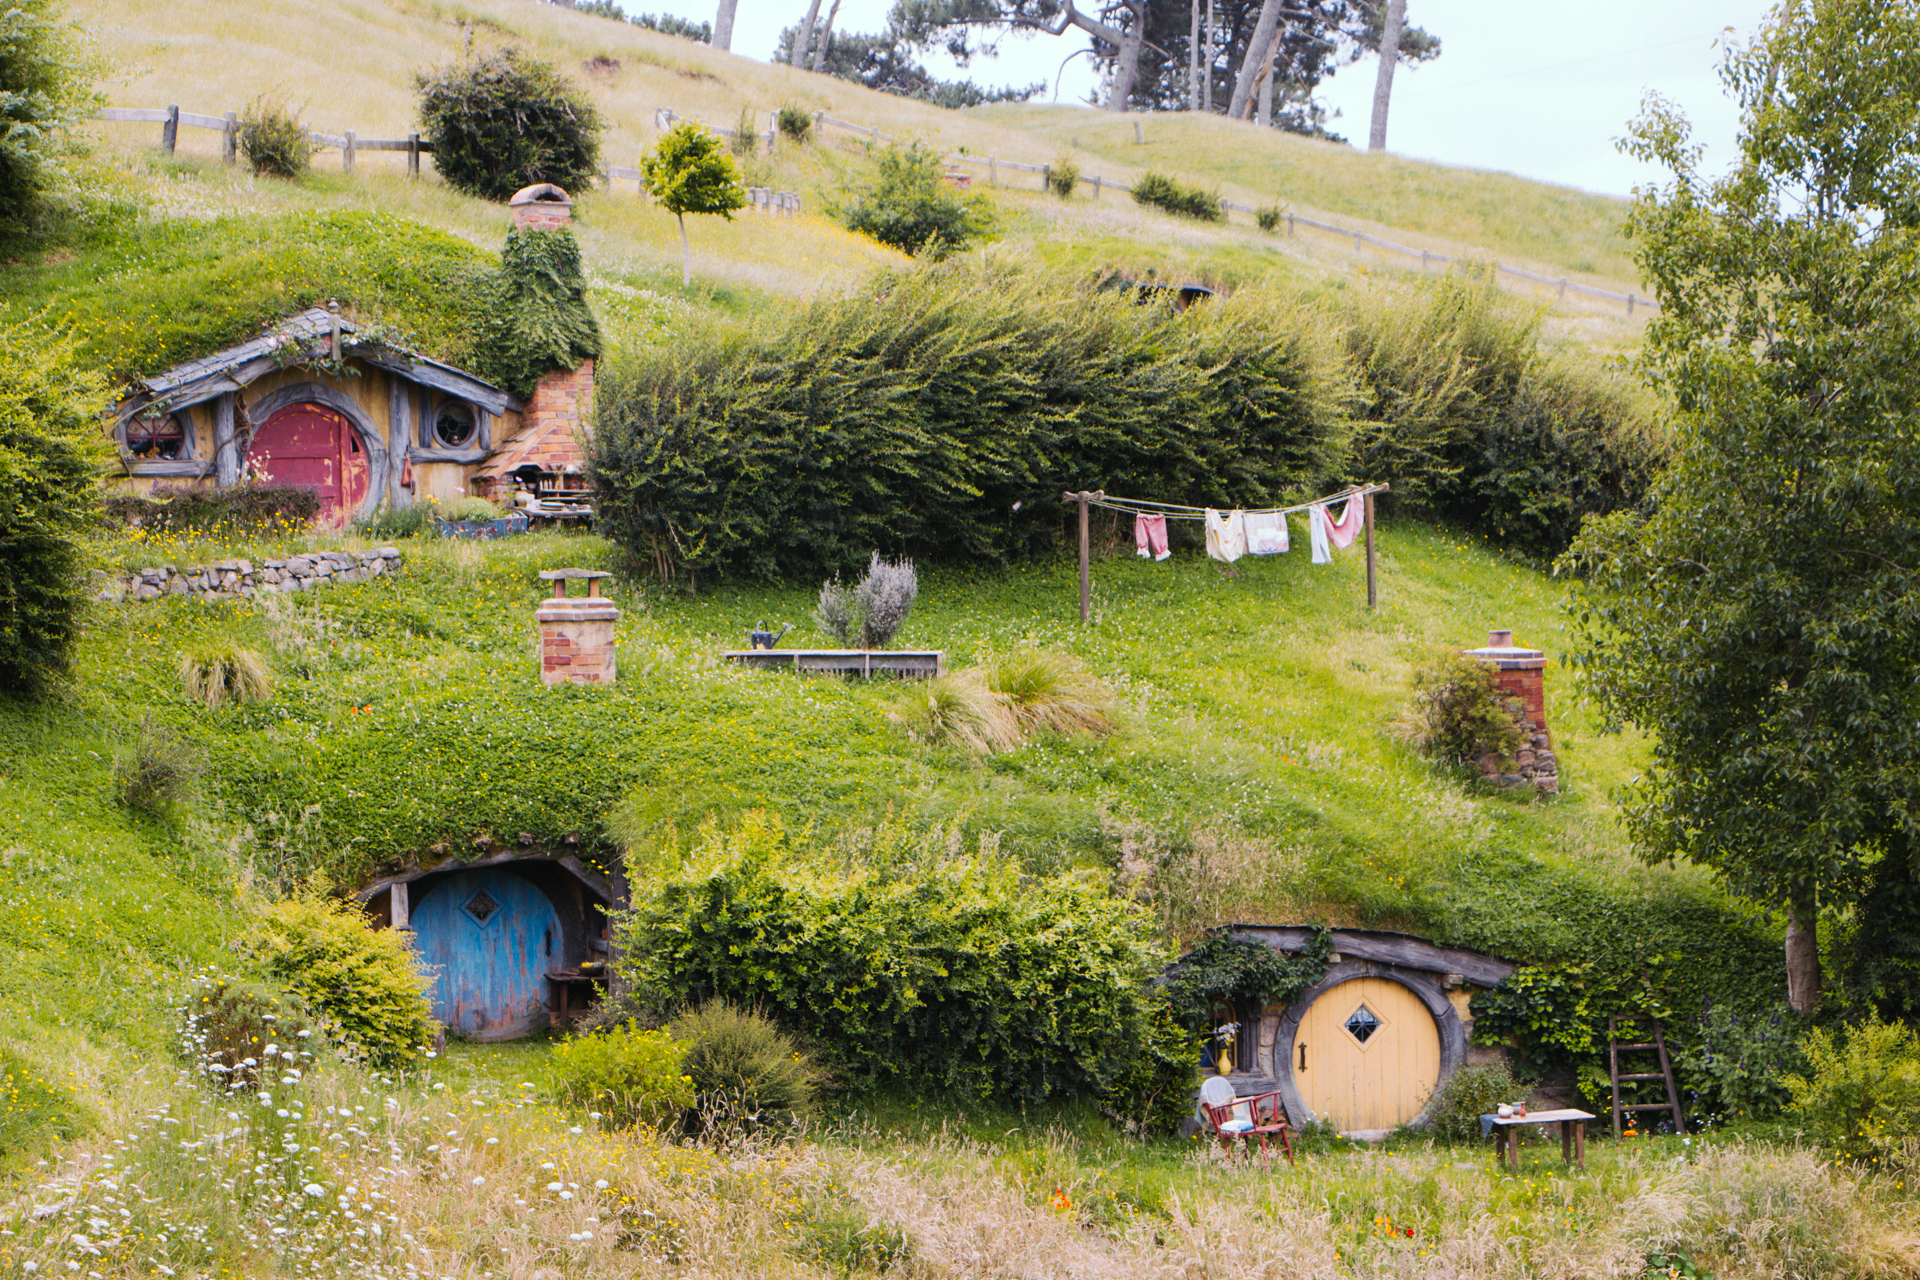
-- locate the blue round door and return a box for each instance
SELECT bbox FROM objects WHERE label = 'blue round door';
[412,868,561,1040]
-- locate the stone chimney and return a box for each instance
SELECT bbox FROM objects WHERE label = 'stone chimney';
[536,569,619,685]
[1463,627,1558,794]
[509,182,574,230]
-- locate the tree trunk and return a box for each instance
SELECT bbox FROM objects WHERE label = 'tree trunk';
[1368,0,1406,152]
[1105,0,1146,111]
[811,0,841,71]
[1227,0,1286,120]
[677,212,690,288]
[1203,0,1214,111]
[1189,0,1199,111]
[794,0,823,66]
[714,0,737,51]
[1786,883,1821,1015]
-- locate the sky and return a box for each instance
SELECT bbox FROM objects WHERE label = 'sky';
[645,0,1779,198]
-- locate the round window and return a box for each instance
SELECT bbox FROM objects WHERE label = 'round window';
[434,403,476,449]
[126,413,187,460]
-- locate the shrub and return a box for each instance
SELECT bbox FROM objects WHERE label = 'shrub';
[854,554,916,648]
[1131,172,1224,222]
[238,95,314,178]
[631,10,712,40]
[789,1190,913,1276]
[180,643,274,711]
[0,0,102,240]
[1047,156,1079,198]
[839,141,992,259]
[549,1021,694,1129]
[1160,931,1332,1037]
[101,483,318,537]
[415,48,603,201]
[1421,1062,1528,1141]
[1670,1000,1807,1121]
[246,895,437,1072]
[776,104,813,143]
[0,326,106,697]
[1400,652,1523,771]
[438,495,504,522]
[179,978,314,1094]
[889,673,1020,753]
[618,813,1170,1109]
[353,501,435,540]
[815,573,857,646]
[985,652,1114,737]
[669,1001,821,1134]
[473,225,602,400]
[590,259,1352,581]
[1786,1016,1920,1169]
[115,714,202,816]
[1256,205,1282,232]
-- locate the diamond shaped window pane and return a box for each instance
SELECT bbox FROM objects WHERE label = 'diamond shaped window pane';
[463,889,499,926]
[1345,1006,1380,1044]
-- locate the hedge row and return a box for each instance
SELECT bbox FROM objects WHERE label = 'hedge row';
[591,262,1666,581]
[590,259,1355,581]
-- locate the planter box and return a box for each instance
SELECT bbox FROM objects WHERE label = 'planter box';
[433,513,530,540]
[723,649,945,679]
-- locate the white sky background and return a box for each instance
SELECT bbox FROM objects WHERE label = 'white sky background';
[660,0,1777,198]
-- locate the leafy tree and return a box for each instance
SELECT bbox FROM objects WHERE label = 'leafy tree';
[0,326,107,699]
[1567,0,1920,1014]
[838,141,991,258]
[776,23,1042,105]
[415,49,602,202]
[0,0,101,239]
[640,122,746,287]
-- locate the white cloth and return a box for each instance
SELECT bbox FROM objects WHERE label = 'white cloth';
[1308,503,1332,564]
[1205,509,1248,563]
[1244,510,1289,555]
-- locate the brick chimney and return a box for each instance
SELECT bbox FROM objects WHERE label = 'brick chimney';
[509,182,573,230]
[1464,628,1558,794]
[536,570,619,685]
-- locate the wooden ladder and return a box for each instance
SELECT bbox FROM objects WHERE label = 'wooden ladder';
[1608,1014,1685,1137]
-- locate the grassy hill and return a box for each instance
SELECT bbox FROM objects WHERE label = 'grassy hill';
[74,0,1652,348]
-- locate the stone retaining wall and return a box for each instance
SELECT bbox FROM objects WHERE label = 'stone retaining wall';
[96,547,403,603]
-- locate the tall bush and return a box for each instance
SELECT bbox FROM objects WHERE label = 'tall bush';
[415,49,602,201]
[590,258,1354,581]
[0,0,101,240]
[0,325,107,698]
[1787,1016,1920,1170]
[238,96,313,179]
[839,142,992,259]
[616,813,1177,1112]
[1400,652,1524,771]
[245,896,437,1071]
[549,1021,693,1129]
[1131,172,1224,222]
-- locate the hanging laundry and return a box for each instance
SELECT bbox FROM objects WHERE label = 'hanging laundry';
[1307,503,1332,565]
[1134,513,1171,561]
[1205,509,1248,563]
[1244,510,1289,556]
[1325,495,1365,549]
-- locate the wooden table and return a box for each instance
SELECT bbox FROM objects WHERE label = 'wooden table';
[545,971,607,1032]
[1482,1108,1595,1169]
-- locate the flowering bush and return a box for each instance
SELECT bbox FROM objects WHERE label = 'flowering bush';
[550,1022,693,1130]
[244,896,437,1072]
[1786,1015,1920,1170]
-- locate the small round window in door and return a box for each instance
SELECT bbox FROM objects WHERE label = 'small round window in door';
[1292,977,1440,1132]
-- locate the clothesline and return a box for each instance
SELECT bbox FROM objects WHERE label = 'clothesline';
[1086,482,1387,522]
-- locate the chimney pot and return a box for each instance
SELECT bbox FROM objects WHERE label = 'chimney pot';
[1488,628,1513,648]
[508,183,574,230]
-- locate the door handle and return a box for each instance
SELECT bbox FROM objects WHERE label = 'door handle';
[1299,1042,1307,1072]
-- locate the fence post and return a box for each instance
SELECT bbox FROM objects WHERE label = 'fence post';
[989,156,997,186]
[1133,120,1145,144]
[222,111,237,165]
[1558,277,1567,300]
[1627,292,1636,316]
[1042,164,1051,193]
[1353,231,1362,253]
[1092,174,1101,199]
[1420,249,1429,271]
[407,131,420,179]
[343,130,356,174]
[1287,212,1295,236]
[161,104,179,153]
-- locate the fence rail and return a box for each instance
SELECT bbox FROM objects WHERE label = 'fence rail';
[812,112,1655,315]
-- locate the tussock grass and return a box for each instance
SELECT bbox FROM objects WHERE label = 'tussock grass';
[890,672,1021,754]
[179,642,273,710]
[985,651,1116,738]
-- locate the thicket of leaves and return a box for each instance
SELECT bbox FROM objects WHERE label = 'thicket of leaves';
[415,49,602,201]
[838,142,992,258]
[0,0,101,243]
[590,258,1353,581]
[614,814,1192,1125]
[473,227,602,399]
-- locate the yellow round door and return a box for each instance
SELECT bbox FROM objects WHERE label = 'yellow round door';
[1292,976,1441,1132]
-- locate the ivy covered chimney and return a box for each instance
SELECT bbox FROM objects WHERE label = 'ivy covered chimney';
[1464,628,1558,794]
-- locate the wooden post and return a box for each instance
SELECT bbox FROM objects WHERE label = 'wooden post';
[162,104,179,152]
[407,131,420,178]
[1558,277,1568,300]
[1043,164,1051,193]
[213,393,238,488]
[1062,490,1104,624]
[390,881,410,930]
[222,111,237,164]
[1134,120,1145,144]
[1287,212,1295,236]
[343,130,356,174]
[1364,489,1377,611]
[1627,292,1636,316]
[989,156,997,186]
[1092,174,1101,199]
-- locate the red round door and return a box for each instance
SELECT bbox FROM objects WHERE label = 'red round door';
[247,403,369,521]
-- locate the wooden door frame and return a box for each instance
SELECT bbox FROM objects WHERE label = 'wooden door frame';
[1271,962,1466,1130]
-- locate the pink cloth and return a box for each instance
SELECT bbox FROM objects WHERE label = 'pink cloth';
[1325,496,1364,549]
[1134,513,1170,561]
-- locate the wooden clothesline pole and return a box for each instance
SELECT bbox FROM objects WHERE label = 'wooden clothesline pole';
[1065,482,1391,621]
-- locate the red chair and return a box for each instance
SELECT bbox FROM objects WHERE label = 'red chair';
[1200,1077,1295,1169]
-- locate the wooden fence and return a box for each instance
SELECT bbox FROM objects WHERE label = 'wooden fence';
[811,112,1656,316]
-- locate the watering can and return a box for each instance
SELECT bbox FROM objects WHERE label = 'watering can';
[749,621,794,650]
